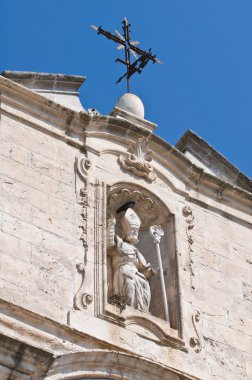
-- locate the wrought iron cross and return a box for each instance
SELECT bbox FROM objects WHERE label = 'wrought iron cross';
[91,18,162,93]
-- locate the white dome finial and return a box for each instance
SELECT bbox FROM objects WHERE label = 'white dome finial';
[116,93,144,119]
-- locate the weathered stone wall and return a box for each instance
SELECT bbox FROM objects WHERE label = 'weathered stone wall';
[182,203,252,379]
[0,112,83,323]
[0,74,251,380]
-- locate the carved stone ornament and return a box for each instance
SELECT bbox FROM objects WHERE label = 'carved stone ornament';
[182,205,194,246]
[74,263,93,310]
[76,157,92,253]
[108,188,164,228]
[182,204,196,290]
[190,310,202,353]
[118,137,157,182]
[74,157,93,310]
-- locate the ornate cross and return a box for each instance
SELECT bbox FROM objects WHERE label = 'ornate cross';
[91,17,162,93]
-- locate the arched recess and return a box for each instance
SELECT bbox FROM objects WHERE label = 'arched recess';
[106,182,180,330]
[45,350,181,380]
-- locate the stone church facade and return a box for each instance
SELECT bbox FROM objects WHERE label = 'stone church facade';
[0,71,251,379]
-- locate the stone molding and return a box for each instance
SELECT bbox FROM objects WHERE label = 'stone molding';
[111,105,157,132]
[45,350,198,380]
[176,129,252,193]
[0,74,251,223]
[0,301,203,380]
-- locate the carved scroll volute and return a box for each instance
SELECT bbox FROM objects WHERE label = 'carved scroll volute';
[190,310,202,353]
[74,157,93,310]
[74,263,93,310]
[118,137,157,182]
[182,205,195,247]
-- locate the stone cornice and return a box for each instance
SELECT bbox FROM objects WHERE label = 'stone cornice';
[0,299,205,380]
[0,74,251,220]
[176,129,252,192]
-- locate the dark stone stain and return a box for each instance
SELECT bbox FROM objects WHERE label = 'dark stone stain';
[7,343,26,380]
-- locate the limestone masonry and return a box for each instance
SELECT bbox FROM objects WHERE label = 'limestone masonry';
[0,71,251,379]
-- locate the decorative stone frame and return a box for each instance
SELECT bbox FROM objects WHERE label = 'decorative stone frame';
[93,180,185,349]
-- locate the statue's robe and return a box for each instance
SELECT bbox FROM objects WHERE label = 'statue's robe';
[110,236,151,312]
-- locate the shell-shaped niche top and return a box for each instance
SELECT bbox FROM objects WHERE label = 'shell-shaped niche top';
[107,187,165,229]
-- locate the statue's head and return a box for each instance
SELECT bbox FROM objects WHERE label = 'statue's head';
[121,208,141,244]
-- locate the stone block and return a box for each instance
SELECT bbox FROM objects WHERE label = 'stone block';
[0,156,74,203]
[0,252,39,290]
[193,298,228,325]
[198,249,251,283]
[19,240,32,263]
[30,151,74,186]
[0,230,19,257]
[0,174,76,224]
[203,319,252,353]
[1,115,58,161]
[31,207,77,242]
[2,213,42,245]
[0,278,27,306]
[229,296,252,319]
[0,189,32,223]
[203,233,231,258]
[42,231,77,255]
[31,246,75,279]
[0,137,28,165]
[204,339,246,379]
[229,312,252,336]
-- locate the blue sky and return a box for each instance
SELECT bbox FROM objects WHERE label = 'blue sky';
[1,0,252,177]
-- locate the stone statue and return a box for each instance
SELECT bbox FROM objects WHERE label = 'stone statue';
[107,204,153,312]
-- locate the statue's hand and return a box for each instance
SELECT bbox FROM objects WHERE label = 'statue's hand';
[141,266,154,279]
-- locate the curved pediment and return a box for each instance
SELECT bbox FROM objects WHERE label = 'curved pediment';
[1,73,250,217]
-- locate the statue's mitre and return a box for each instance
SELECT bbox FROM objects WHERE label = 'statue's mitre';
[122,208,141,230]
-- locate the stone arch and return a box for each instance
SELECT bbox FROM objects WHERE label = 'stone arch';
[45,350,181,380]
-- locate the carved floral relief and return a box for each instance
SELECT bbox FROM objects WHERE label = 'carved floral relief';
[118,137,156,182]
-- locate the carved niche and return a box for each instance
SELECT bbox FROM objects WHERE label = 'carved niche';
[93,181,185,349]
[118,137,157,182]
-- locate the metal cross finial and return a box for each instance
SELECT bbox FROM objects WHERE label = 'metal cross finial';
[91,18,162,93]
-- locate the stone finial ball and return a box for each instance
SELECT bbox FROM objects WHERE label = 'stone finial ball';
[116,93,145,119]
